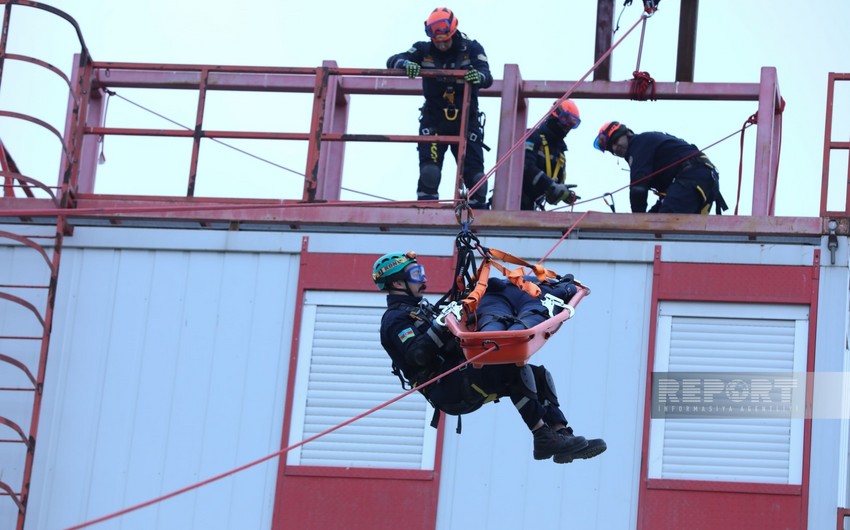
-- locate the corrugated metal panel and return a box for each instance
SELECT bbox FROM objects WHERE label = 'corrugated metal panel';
[287,292,436,470]
[21,243,299,530]
[1,227,836,530]
[434,259,653,530]
[649,302,807,485]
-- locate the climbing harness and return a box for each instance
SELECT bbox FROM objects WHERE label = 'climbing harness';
[433,204,590,367]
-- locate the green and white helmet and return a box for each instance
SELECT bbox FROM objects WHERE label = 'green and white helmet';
[372,251,418,290]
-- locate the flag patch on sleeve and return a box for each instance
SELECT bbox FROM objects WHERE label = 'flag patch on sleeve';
[398,327,415,343]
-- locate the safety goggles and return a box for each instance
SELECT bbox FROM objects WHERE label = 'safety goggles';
[405,264,427,283]
[594,122,622,152]
[593,132,609,152]
[425,19,453,41]
[554,108,581,130]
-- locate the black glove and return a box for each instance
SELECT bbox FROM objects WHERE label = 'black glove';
[643,0,659,13]
[545,183,580,205]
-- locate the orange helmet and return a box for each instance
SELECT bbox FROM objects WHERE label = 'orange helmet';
[594,121,627,152]
[424,7,458,42]
[551,99,581,130]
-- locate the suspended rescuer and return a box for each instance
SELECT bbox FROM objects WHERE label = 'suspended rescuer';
[386,7,492,209]
[373,251,606,464]
[521,99,582,211]
[593,121,728,214]
[472,274,579,332]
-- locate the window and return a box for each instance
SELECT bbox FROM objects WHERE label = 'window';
[286,291,437,470]
[648,301,808,485]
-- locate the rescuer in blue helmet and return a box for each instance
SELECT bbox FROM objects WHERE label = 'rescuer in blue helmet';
[372,251,607,464]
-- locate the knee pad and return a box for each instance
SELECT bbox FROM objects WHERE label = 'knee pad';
[464,172,489,209]
[512,364,538,400]
[418,163,441,197]
[532,365,560,407]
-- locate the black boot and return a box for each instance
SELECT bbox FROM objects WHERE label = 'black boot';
[554,426,607,464]
[533,424,588,460]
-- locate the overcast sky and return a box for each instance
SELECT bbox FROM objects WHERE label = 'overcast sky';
[2,1,849,216]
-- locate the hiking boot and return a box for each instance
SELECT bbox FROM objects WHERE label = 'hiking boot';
[533,424,588,460]
[553,426,607,464]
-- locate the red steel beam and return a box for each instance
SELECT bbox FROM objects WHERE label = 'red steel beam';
[0,196,834,238]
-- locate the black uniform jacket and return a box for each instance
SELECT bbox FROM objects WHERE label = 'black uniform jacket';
[387,36,492,114]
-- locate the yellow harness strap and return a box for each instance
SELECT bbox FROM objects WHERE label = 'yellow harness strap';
[696,185,710,215]
[541,134,564,182]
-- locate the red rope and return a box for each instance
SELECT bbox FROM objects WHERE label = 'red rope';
[735,113,759,215]
[629,15,655,101]
[537,210,592,264]
[64,346,497,529]
[464,15,647,200]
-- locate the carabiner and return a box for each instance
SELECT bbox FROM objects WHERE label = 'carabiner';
[454,200,474,231]
[603,192,616,213]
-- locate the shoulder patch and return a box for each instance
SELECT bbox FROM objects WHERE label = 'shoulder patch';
[525,140,535,151]
[397,327,416,343]
[476,53,488,62]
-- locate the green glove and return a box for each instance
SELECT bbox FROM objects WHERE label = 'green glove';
[403,60,421,79]
[464,68,482,85]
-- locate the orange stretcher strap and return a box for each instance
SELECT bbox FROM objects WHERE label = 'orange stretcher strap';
[459,248,560,317]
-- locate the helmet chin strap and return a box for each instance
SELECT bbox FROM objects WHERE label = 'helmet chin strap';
[388,279,419,298]
[401,280,421,298]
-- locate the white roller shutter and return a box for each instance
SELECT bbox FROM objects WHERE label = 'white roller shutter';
[286,291,437,470]
[648,302,808,485]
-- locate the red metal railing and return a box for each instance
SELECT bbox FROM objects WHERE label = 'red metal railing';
[820,72,850,217]
[838,507,850,530]
[77,61,473,202]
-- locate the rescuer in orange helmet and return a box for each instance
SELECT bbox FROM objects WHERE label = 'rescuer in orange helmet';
[521,99,583,211]
[594,121,728,214]
[386,7,493,209]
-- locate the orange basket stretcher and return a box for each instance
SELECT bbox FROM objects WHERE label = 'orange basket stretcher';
[442,284,590,368]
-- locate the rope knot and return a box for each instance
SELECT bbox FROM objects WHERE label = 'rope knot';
[630,71,657,101]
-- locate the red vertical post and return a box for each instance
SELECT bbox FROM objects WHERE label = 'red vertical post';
[752,67,781,216]
[186,67,209,197]
[316,60,348,201]
[64,54,103,195]
[304,66,329,202]
[819,74,835,216]
[493,63,526,211]
[453,79,470,204]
